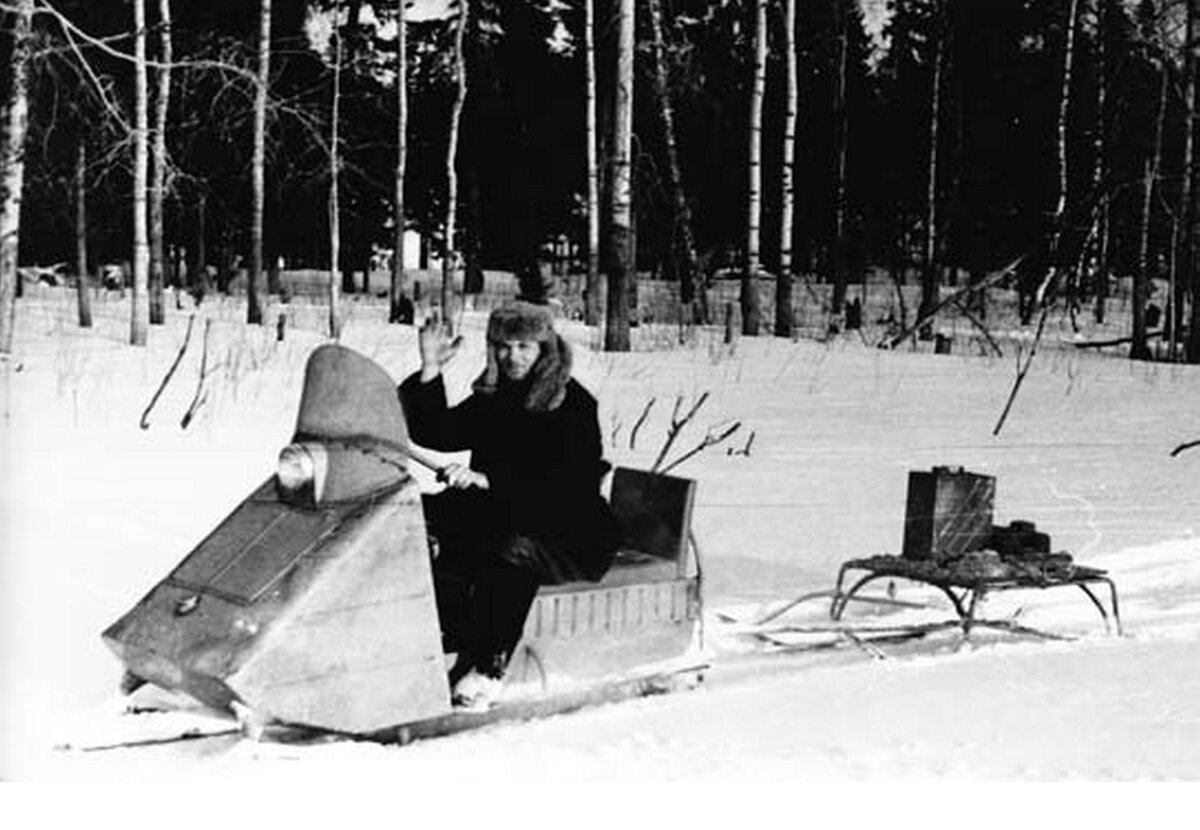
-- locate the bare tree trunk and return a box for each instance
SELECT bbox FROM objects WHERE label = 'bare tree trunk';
[1049,0,1079,266]
[249,0,270,325]
[390,0,409,323]
[1185,0,1200,363]
[75,142,93,329]
[149,0,171,325]
[192,192,209,301]
[605,0,635,352]
[1175,1,1197,361]
[1169,211,1180,358]
[328,24,343,340]
[1020,0,1078,326]
[131,0,150,346]
[584,0,601,326]
[775,0,798,338]
[918,0,945,340]
[1092,0,1110,325]
[1134,62,1167,361]
[830,0,850,316]
[441,0,468,317]
[0,0,33,354]
[463,167,484,293]
[646,0,700,321]
[742,0,767,336]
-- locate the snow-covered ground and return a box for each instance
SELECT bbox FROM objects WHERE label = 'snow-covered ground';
[4,286,1200,785]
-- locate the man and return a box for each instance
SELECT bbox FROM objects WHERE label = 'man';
[398,301,619,709]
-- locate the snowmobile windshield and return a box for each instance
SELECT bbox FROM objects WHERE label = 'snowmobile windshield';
[292,344,410,452]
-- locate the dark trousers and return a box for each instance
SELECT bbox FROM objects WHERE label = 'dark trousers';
[423,491,544,681]
[434,553,540,681]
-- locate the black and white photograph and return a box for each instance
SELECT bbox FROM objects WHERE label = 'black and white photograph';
[2,0,1200,792]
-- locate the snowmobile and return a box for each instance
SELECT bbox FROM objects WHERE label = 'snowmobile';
[98,344,705,747]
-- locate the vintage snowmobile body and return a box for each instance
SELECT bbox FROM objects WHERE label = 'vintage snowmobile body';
[102,344,704,742]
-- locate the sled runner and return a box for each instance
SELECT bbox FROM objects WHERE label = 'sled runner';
[98,344,704,746]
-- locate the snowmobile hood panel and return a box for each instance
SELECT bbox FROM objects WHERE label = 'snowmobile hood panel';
[292,344,409,451]
[102,478,451,732]
[165,479,372,605]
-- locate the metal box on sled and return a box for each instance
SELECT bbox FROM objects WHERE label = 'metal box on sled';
[901,466,995,561]
[103,344,703,738]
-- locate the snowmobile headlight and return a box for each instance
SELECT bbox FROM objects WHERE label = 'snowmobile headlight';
[277,442,328,504]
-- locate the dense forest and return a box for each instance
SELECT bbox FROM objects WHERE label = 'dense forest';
[1,1,1199,358]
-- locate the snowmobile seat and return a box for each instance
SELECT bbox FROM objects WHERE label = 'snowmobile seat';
[541,467,697,593]
[518,467,702,681]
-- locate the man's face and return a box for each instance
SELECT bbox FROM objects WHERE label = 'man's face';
[496,339,540,381]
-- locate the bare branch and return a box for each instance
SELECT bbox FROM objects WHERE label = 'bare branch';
[180,318,212,429]
[992,306,1049,436]
[53,9,129,129]
[887,254,1026,349]
[1075,329,1164,349]
[659,420,742,476]
[950,297,1004,357]
[34,0,259,84]
[1170,440,1200,458]
[651,391,709,472]
[140,313,194,429]
[628,397,655,450]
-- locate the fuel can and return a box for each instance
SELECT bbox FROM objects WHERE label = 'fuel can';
[901,466,996,561]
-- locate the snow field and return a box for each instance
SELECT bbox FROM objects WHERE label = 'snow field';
[4,288,1200,782]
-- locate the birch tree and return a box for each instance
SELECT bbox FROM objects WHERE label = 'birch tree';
[0,0,34,355]
[249,0,270,325]
[1134,53,1167,361]
[1173,0,1195,361]
[1091,0,1111,325]
[390,0,409,324]
[831,0,850,316]
[1049,0,1079,268]
[605,0,635,352]
[149,0,171,325]
[584,0,600,326]
[646,0,700,323]
[328,20,343,340]
[1184,0,1200,363]
[442,0,468,316]
[131,0,150,346]
[775,0,798,338]
[742,0,767,336]
[917,0,945,339]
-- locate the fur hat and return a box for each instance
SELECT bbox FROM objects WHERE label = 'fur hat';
[473,301,572,411]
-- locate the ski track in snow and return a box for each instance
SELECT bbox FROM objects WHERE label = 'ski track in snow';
[4,290,1200,781]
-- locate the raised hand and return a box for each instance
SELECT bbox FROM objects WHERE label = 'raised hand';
[418,313,462,380]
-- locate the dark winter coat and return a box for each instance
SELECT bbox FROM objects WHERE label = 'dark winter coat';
[398,372,620,583]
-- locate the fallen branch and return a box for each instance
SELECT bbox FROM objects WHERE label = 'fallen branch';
[180,319,213,429]
[992,305,1049,436]
[1073,329,1164,349]
[886,254,1026,349]
[140,314,195,429]
[1170,440,1200,458]
[950,297,1004,357]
